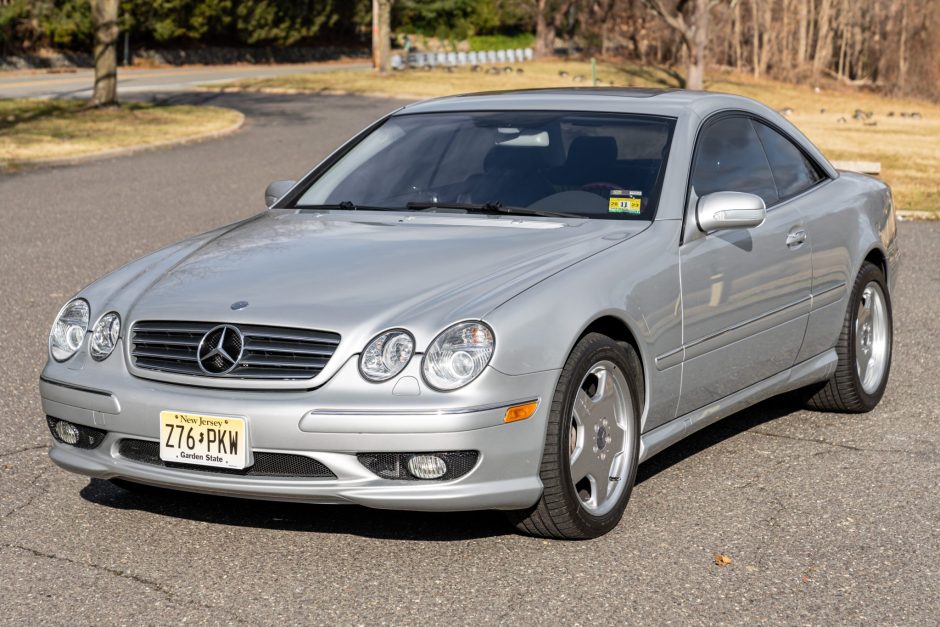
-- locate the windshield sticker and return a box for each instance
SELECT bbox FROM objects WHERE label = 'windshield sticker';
[608,190,642,214]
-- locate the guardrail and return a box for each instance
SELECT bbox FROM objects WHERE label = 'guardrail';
[392,48,535,70]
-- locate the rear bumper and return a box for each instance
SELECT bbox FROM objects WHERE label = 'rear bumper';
[40,357,558,511]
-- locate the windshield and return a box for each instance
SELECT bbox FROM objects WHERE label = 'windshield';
[292,111,676,219]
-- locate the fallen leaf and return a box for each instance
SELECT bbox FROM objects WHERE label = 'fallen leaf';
[714,553,733,567]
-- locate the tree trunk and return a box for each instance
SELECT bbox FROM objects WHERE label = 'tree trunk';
[687,0,709,90]
[372,0,393,73]
[796,0,807,66]
[758,0,772,76]
[535,0,555,58]
[733,0,742,71]
[836,0,848,78]
[812,0,833,73]
[897,1,908,91]
[91,0,119,107]
[751,0,760,77]
[644,0,713,90]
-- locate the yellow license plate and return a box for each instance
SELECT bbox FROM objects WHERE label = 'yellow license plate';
[159,411,247,469]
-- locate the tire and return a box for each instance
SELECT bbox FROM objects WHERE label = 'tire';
[508,333,642,540]
[803,261,893,412]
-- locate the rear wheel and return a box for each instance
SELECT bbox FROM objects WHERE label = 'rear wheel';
[509,333,641,539]
[804,261,893,412]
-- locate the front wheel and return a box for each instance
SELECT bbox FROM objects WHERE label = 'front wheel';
[509,333,642,539]
[804,261,893,412]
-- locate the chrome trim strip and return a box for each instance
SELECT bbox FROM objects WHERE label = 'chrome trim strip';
[657,295,813,367]
[39,376,121,415]
[810,281,848,309]
[306,397,540,417]
[685,295,811,355]
[654,347,684,371]
[40,376,113,397]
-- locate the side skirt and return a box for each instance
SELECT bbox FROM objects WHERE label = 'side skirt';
[638,349,837,463]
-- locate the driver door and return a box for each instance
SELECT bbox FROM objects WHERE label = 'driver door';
[676,115,812,416]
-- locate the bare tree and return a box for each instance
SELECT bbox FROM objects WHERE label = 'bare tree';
[372,0,393,73]
[644,0,721,89]
[90,0,119,107]
[535,0,576,58]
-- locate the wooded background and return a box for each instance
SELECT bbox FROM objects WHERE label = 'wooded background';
[1,0,937,101]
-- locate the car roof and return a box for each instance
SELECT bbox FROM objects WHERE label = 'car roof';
[396,88,768,120]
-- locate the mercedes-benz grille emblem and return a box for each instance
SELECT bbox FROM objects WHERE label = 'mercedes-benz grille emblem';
[197,324,244,375]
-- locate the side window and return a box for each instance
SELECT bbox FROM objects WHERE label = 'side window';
[691,116,778,206]
[753,121,824,200]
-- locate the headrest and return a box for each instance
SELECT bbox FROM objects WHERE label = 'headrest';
[566,136,618,165]
[483,145,550,172]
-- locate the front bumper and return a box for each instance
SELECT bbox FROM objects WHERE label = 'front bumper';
[40,353,558,511]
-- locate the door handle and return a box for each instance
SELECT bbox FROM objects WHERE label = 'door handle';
[786,229,807,248]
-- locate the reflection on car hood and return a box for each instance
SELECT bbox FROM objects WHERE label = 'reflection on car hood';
[127,211,648,342]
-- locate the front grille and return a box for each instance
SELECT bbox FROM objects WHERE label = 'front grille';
[117,439,336,478]
[131,320,340,380]
[357,451,479,481]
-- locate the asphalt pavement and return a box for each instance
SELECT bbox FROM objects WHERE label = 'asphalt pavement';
[0,91,938,625]
[0,62,370,99]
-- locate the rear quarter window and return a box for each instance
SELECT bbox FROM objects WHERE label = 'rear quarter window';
[753,121,825,200]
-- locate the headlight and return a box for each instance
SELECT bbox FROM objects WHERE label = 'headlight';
[89,312,121,361]
[49,298,90,362]
[422,321,495,391]
[360,329,415,382]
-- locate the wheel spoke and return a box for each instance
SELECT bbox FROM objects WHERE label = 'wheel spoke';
[857,351,869,382]
[569,444,595,484]
[591,467,611,508]
[573,389,594,427]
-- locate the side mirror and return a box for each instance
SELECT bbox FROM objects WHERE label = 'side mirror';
[265,180,296,208]
[696,191,766,232]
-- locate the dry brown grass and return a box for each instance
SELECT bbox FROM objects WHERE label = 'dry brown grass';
[214,60,940,211]
[0,99,243,168]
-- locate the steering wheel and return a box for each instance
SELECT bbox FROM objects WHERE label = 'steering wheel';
[580,181,624,193]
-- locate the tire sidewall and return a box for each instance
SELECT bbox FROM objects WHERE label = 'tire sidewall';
[550,334,641,536]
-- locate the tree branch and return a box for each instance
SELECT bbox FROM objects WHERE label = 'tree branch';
[643,0,691,38]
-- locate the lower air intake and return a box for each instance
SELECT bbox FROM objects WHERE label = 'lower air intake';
[117,439,336,479]
[357,451,479,481]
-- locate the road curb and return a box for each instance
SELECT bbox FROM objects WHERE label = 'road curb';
[897,210,938,221]
[4,109,246,171]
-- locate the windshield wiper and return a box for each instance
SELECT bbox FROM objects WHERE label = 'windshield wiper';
[406,201,581,219]
[294,201,398,211]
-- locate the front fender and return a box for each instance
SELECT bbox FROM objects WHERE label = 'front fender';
[485,219,684,432]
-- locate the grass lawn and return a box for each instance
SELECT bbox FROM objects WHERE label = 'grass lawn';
[0,99,243,169]
[211,60,940,212]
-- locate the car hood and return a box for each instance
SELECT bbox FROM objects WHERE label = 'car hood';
[119,210,646,353]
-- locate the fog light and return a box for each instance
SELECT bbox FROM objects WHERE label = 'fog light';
[46,416,107,449]
[54,420,80,445]
[407,455,447,479]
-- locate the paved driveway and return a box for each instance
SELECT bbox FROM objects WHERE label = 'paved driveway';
[0,93,937,625]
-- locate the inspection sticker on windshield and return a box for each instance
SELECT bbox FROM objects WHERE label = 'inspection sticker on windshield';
[609,190,642,214]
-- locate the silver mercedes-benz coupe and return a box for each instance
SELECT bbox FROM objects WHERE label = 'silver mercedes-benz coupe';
[41,88,899,538]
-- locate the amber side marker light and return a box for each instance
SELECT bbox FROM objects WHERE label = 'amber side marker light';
[504,401,539,423]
